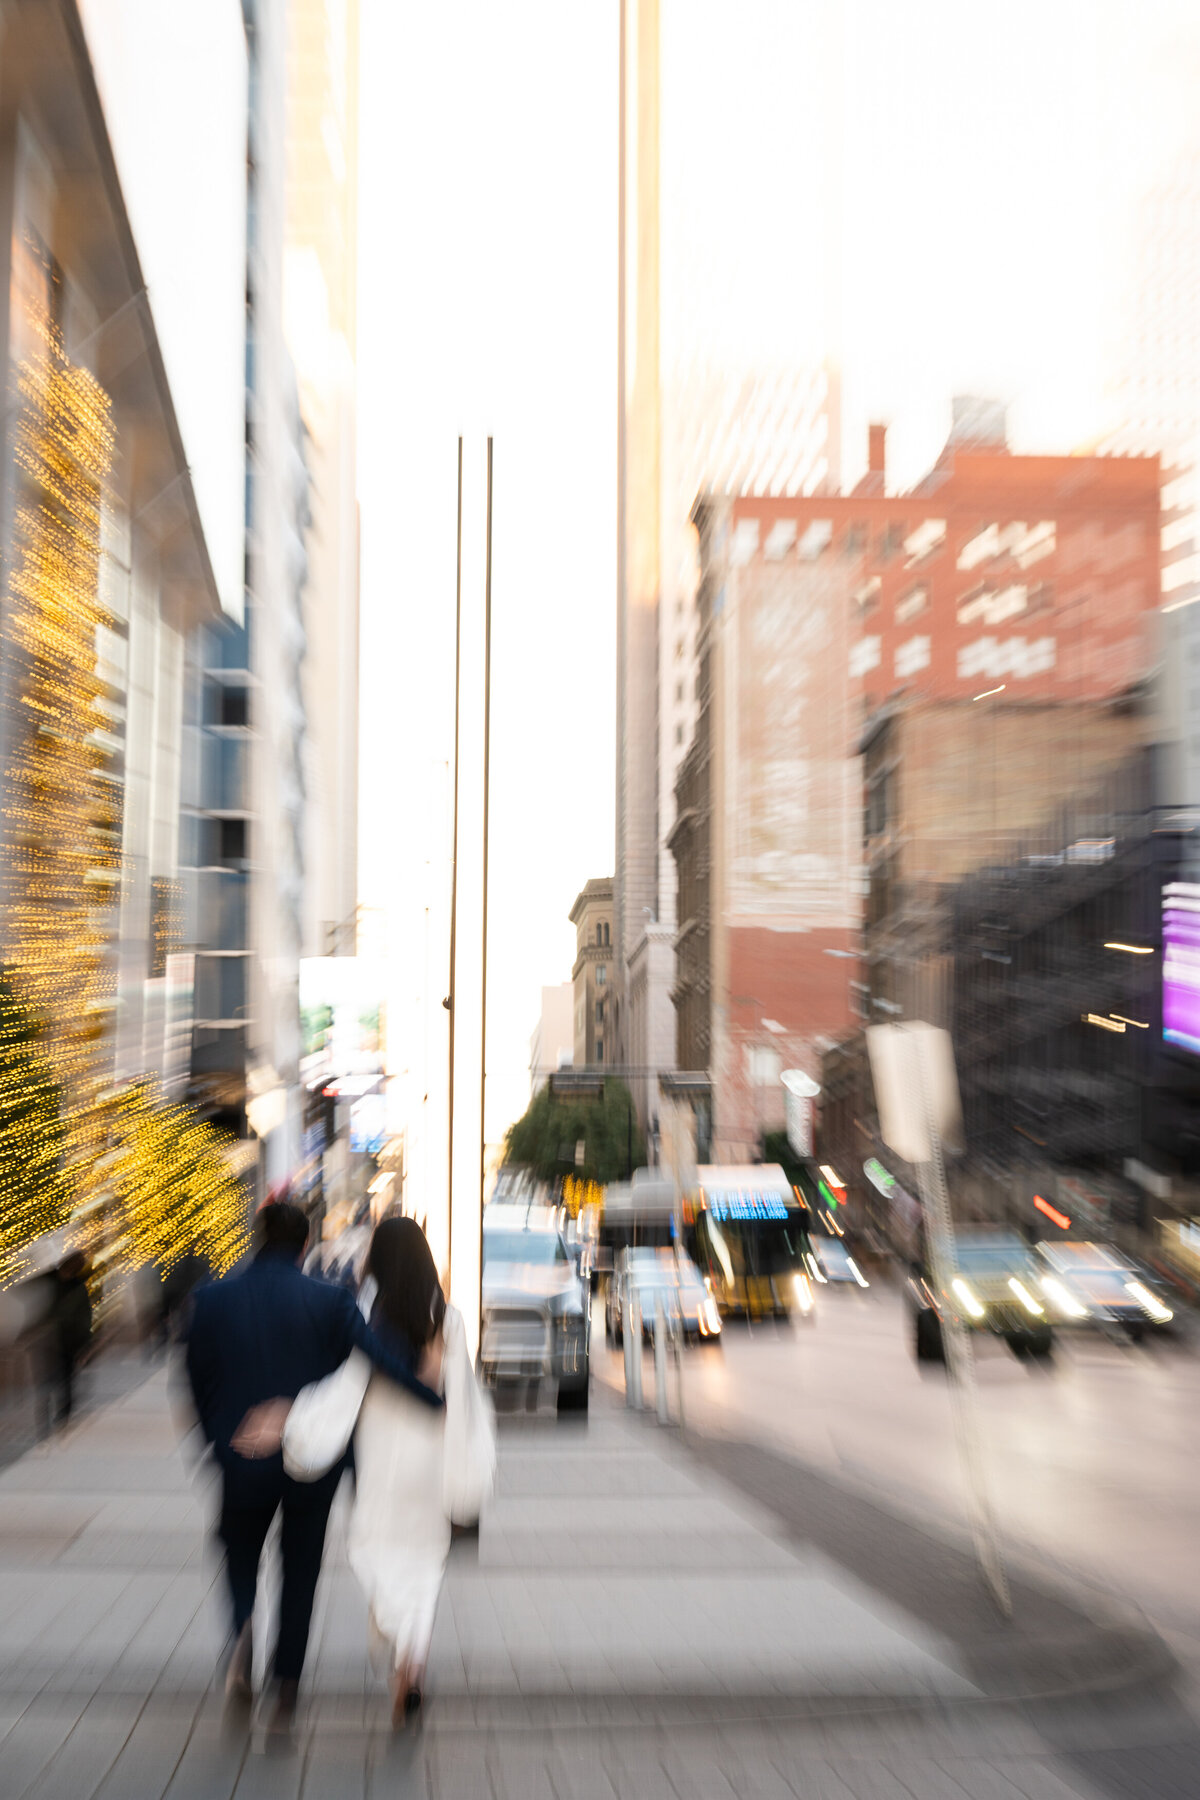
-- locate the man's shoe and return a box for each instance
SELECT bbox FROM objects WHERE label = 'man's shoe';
[268,1678,299,1736]
[224,1623,253,1708]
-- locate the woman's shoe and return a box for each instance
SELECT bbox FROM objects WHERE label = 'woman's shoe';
[390,1655,426,1729]
[224,1622,253,1709]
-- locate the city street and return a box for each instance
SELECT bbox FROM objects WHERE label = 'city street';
[0,1349,1195,1800]
[594,1278,1200,1658]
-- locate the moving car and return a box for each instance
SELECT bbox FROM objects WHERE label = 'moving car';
[1034,1240,1175,1339]
[908,1231,1055,1362]
[480,1205,590,1413]
[605,1248,722,1346]
[810,1237,870,1288]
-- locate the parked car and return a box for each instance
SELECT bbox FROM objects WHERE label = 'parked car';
[908,1231,1055,1362]
[1034,1240,1175,1339]
[480,1205,590,1413]
[605,1248,722,1347]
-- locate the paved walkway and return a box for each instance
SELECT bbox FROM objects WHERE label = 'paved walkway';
[0,1360,1192,1798]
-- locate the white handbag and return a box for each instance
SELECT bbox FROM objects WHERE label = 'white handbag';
[282,1348,371,1481]
[440,1305,497,1526]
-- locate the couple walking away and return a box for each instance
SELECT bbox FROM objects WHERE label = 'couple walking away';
[185,1202,495,1732]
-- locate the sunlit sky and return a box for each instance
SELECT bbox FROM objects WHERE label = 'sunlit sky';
[356,0,1200,1185]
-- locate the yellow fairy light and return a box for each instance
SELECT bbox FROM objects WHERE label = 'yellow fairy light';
[2,291,117,1237]
[0,969,70,1283]
[106,1081,249,1278]
[0,281,246,1289]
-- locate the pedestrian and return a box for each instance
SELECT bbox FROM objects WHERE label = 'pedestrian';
[44,1250,92,1429]
[184,1201,444,1733]
[157,1245,209,1349]
[282,1217,495,1727]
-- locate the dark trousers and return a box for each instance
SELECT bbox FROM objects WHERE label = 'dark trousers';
[41,1344,80,1430]
[218,1466,341,1684]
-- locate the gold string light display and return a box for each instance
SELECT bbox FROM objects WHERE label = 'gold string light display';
[0,969,70,1278]
[2,292,118,1240]
[107,1081,248,1277]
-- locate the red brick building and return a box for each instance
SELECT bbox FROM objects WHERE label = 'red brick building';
[672,409,1161,1162]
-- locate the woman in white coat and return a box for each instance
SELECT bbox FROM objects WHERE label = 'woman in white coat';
[283,1217,494,1727]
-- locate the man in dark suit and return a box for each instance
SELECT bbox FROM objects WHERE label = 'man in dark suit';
[186,1201,441,1728]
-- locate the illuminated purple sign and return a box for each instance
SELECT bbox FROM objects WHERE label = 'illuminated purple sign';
[1162,882,1200,1055]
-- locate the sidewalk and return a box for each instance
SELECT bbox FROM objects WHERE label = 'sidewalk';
[0,1360,1187,1799]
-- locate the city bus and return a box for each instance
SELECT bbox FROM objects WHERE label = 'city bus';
[685,1165,814,1318]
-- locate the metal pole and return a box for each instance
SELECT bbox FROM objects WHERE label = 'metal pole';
[653,1290,669,1423]
[447,438,463,1290]
[907,1027,1011,1616]
[626,1281,644,1404]
[627,1290,643,1409]
[478,438,494,1351]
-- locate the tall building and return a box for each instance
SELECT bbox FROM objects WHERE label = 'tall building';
[285,0,360,960]
[614,0,661,1095]
[569,880,614,1070]
[848,406,1160,720]
[615,0,838,1138]
[676,415,1161,1162]
[1101,144,1200,814]
[0,3,245,1113]
[529,984,574,1096]
[672,493,860,1162]
[184,0,312,1189]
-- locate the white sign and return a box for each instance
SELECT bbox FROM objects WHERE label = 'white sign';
[781,1070,819,1159]
[866,1023,963,1164]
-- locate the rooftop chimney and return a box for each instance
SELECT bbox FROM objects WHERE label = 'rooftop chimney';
[868,422,887,477]
[852,422,888,497]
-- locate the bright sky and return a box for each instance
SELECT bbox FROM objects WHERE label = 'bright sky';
[356,0,1200,1203]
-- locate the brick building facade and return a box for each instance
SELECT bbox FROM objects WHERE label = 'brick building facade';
[674,412,1161,1168]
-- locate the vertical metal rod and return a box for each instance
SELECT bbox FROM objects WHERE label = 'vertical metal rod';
[908,1026,1011,1616]
[653,1290,669,1423]
[627,1289,643,1410]
[447,438,463,1289]
[478,438,494,1348]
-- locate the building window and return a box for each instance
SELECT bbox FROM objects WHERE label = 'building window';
[603,922,610,945]
[596,999,604,1024]
[596,923,604,945]
[596,965,607,985]
[595,1038,603,1062]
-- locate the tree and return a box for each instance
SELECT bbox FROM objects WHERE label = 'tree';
[108,1082,249,1277]
[503,1079,645,1185]
[0,969,70,1278]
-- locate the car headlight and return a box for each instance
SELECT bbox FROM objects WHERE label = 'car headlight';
[1007,1277,1044,1317]
[951,1278,985,1320]
[701,1296,722,1335]
[1125,1280,1173,1323]
[846,1257,869,1289]
[792,1271,814,1314]
[1040,1276,1088,1320]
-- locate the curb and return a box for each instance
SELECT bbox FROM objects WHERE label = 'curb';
[678,1426,1180,1717]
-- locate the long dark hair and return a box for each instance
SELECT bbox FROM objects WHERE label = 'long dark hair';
[366,1217,445,1352]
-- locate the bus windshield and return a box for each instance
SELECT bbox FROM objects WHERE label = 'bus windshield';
[695,1212,807,1279]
